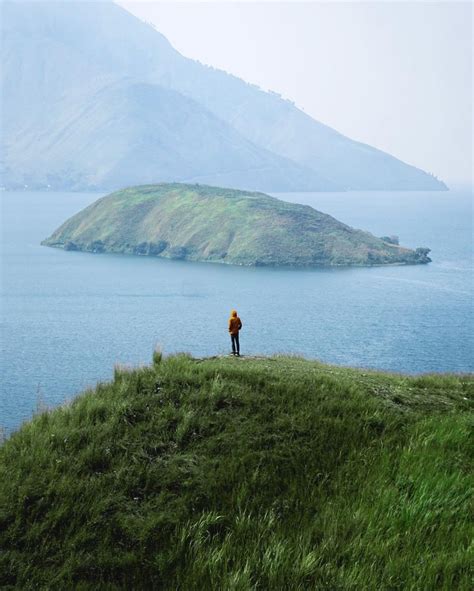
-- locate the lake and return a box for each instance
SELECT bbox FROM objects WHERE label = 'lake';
[1,188,473,433]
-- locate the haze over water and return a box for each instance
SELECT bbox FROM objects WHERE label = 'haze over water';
[1,189,473,432]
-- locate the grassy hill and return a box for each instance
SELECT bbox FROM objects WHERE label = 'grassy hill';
[1,353,472,590]
[43,183,432,267]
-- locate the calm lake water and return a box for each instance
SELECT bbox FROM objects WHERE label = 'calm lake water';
[1,189,473,432]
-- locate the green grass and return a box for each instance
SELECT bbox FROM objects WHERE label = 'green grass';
[42,183,432,266]
[1,354,472,590]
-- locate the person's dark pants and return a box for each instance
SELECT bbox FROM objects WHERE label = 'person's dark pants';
[231,333,240,355]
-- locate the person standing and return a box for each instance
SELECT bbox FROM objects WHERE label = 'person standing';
[228,309,242,356]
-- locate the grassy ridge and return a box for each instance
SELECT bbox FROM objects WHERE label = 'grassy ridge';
[0,354,472,590]
[42,183,432,267]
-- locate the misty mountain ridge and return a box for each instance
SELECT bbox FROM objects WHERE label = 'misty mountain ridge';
[1,1,447,192]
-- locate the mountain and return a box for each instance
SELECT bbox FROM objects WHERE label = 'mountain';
[3,78,332,192]
[154,54,447,191]
[0,1,447,191]
[42,183,432,266]
[0,354,471,588]
[1,3,334,192]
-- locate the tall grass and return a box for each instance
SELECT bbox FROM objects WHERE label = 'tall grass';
[0,355,472,590]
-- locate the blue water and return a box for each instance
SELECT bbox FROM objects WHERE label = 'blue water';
[1,189,473,432]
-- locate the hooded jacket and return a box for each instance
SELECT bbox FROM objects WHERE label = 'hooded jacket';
[228,310,242,335]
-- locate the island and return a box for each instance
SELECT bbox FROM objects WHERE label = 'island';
[42,183,431,267]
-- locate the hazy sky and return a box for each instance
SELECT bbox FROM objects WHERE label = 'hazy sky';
[119,1,472,185]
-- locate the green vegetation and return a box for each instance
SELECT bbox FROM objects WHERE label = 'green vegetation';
[42,183,431,266]
[1,354,472,590]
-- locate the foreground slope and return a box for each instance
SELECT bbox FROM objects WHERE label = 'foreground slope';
[42,183,431,266]
[1,1,446,191]
[0,354,472,589]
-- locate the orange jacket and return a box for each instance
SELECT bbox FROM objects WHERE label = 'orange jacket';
[228,310,242,335]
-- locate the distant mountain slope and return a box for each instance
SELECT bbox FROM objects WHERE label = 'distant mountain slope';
[153,58,447,191]
[0,2,336,192]
[1,1,447,191]
[4,77,332,191]
[43,183,432,266]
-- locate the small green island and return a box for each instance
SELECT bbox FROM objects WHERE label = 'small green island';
[43,183,431,267]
